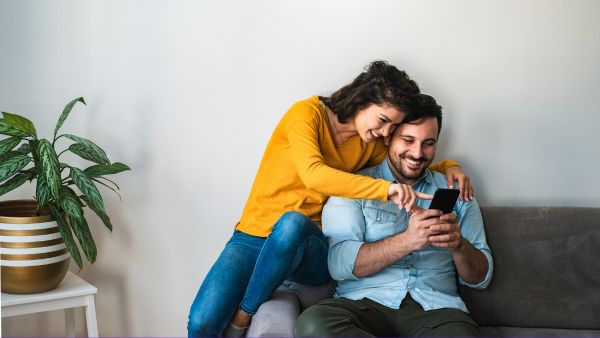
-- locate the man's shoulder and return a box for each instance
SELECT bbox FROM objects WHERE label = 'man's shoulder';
[357,164,382,179]
[428,170,450,189]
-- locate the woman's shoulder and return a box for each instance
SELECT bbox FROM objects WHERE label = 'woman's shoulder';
[282,96,325,125]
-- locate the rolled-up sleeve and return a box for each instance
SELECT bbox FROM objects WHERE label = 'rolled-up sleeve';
[456,199,494,289]
[322,196,367,281]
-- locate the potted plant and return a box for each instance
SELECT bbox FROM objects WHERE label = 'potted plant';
[0,97,129,293]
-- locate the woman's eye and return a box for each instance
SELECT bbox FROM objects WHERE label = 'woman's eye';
[379,118,386,123]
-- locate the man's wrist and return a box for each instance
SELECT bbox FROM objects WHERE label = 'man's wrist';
[388,233,412,258]
[453,238,467,253]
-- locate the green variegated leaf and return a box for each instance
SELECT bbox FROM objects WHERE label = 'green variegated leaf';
[49,205,83,269]
[37,139,61,200]
[69,212,97,263]
[36,174,50,207]
[95,208,113,232]
[68,144,107,165]
[65,135,110,165]
[0,118,30,138]
[20,167,38,176]
[96,176,120,190]
[83,162,130,177]
[92,178,122,200]
[14,142,31,155]
[70,167,105,213]
[0,151,20,162]
[81,195,113,231]
[0,173,29,196]
[0,137,21,156]
[59,187,84,219]
[2,112,37,138]
[29,140,38,158]
[0,153,30,182]
[54,97,86,140]
[62,186,86,207]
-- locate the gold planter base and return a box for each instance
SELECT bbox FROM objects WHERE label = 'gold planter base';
[1,260,70,294]
[1,200,70,294]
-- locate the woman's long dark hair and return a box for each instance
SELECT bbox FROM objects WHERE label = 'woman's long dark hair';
[321,61,421,123]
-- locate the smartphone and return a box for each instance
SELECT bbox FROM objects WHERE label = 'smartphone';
[428,188,459,214]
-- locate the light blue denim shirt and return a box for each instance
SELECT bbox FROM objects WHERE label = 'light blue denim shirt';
[322,160,493,312]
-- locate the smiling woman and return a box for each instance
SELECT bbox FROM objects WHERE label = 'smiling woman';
[187,60,474,337]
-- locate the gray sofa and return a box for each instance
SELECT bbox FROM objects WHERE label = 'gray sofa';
[247,207,600,337]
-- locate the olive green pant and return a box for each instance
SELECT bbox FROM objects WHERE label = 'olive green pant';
[294,295,479,337]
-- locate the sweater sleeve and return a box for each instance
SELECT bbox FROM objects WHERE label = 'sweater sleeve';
[287,119,391,201]
[429,159,460,173]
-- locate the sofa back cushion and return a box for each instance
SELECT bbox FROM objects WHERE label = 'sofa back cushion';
[459,207,600,329]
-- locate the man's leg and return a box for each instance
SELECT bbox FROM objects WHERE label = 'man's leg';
[294,298,392,337]
[392,295,480,337]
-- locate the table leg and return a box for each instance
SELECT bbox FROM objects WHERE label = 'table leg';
[66,308,76,337]
[85,295,99,337]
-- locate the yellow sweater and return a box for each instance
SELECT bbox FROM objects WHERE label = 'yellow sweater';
[235,96,457,237]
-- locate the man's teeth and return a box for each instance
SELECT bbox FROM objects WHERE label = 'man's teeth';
[406,159,420,165]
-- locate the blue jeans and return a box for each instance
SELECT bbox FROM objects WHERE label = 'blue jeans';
[187,211,331,337]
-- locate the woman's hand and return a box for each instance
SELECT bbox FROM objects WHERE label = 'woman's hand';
[388,183,433,212]
[445,166,474,201]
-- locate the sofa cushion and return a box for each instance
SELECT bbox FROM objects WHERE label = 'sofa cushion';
[283,279,336,310]
[459,207,600,330]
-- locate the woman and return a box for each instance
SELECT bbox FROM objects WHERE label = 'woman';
[188,61,474,337]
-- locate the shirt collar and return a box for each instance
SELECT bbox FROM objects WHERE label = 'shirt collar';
[379,158,434,186]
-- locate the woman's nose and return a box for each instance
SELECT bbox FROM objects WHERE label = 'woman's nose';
[381,125,392,137]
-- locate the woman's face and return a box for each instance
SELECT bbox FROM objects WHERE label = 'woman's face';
[353,104,406,143]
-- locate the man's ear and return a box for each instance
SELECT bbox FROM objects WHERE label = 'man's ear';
[384,135,390,145]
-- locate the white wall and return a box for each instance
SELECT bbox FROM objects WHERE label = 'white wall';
[1,0,599,336]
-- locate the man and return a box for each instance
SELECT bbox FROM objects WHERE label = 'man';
[294,94,493,337]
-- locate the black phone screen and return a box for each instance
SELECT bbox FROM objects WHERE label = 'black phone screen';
[428,188,460,214]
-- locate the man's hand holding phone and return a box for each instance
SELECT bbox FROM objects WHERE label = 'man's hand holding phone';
[403,207,443,251]
[428,213,465,252]
[426,188,464,251]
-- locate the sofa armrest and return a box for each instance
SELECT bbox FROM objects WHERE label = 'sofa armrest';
[246,285,300,337]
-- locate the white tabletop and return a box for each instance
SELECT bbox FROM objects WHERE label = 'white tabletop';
[1,272,97,307]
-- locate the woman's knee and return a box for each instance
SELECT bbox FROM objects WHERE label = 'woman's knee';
[187,307,223,337]
[271,211,314,240]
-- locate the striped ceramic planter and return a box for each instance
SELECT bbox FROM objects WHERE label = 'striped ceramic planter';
[0,200,70,294]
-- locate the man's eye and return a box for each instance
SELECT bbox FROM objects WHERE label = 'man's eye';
[402,138,413,143]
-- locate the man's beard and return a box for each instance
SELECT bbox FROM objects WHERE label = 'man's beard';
[390,154,432,182]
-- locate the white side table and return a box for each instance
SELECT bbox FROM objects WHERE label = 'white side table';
[1,271,98,337]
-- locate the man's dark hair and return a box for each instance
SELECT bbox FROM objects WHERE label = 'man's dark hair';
[402,94,443,134]
[321,61,420,123]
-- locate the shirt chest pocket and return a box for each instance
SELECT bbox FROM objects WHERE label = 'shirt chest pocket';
[362,206,405,242]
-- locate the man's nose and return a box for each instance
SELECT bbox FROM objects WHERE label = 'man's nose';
[408,143,423,159]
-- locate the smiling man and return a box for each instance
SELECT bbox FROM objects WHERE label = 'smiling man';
[294,94,493,337]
